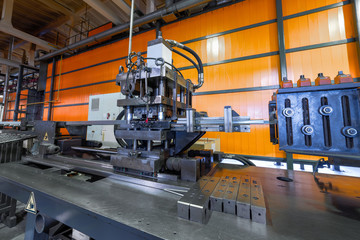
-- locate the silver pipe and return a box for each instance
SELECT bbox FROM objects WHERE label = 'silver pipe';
[36,0,211,62]
[127,0,135,67]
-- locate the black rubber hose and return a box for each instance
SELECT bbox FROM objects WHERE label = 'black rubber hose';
[166,39,204,89]
[171,48,199,73]
[221,154,256,166]
[181,45,204,89]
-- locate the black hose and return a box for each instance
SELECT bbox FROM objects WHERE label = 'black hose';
[166,39,204,89]
[182,45,204,89]
[171,48,199,73]
[221,154,256,166]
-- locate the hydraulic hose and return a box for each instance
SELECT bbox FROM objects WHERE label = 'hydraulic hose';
[166,39,204,89]
[171,48,199,73]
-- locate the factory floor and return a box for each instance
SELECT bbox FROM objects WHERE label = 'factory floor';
[0,160,359,239]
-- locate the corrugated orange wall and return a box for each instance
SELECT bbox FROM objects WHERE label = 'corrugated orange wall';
[37,0,358,159]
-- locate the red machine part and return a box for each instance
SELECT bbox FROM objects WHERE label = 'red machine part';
[334,71,353,84]
[297,75,311,87]
[315,73,331,86]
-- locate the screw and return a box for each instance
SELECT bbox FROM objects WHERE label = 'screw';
[234,127,239,131]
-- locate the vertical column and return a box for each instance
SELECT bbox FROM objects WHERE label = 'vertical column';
[276,0,288,82]
[286,152,294,170]
[2,36,14,121]
[352,0,360,70]
[47,58,56,121]
[13,65,24,121]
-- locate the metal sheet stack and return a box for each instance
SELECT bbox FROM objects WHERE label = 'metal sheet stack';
[177,176,266,224]
[0,132,36,227]
[0,133,35,163]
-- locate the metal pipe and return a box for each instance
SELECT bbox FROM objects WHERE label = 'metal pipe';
[127,0,135,67]
[36,0,211,62]
[48,58,56,121]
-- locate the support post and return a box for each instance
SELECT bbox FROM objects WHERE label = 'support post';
[47,58,56,121]
[13,65,24,121]
[352,0,360,69]
[276,0,287,82]
[155,20,162,38]
[2,37,14,121]
[286,152,293,170]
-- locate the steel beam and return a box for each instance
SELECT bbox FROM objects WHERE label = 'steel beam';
[276,0,287,82]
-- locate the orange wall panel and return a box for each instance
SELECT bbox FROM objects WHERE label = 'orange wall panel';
[282,0,345,16]
[161,0,276,43]
[286,42,360,81]
[284,5,355,49]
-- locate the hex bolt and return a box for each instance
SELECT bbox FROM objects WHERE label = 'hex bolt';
[282,108,295,118]
[322,106,333,114]
[302,125,314,135]
[234,127,239,131]
[346,128,357,137]
[320,106,333,115]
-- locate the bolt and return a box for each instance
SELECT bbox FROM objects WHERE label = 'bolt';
[234,127,239,131]
[346,128,357,136]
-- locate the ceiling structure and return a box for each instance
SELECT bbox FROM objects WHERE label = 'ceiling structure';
[0,0,230,69]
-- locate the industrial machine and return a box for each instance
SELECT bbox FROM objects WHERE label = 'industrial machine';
[13,36,262,183]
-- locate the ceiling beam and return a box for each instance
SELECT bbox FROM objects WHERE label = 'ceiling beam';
[37,0,79,21]
[84,0,124,25]
[111,0,131,15]
[0,0,57,50]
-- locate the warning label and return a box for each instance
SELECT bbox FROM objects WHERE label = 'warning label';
[43,132,49,141]
[25,192,37,214]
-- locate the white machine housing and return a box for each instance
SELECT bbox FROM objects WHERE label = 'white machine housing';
[87,92,125,148]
